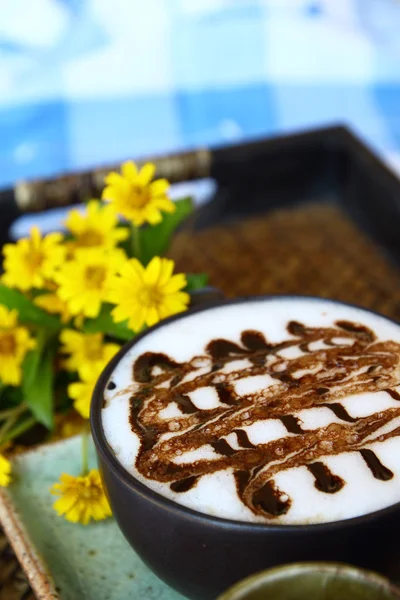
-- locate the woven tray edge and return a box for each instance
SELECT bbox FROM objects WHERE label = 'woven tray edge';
[0,443,69,600]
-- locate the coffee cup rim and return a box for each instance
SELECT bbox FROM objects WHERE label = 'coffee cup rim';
[90,294,400,532]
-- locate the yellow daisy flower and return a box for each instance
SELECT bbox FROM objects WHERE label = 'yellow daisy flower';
[60,329,120,376]
[68,364,103,419]
[59,413,86,439]
[34,293,72,324]
[55,248,126,319]
[51,469,111,525]
[64,200,129,252]
[52,411,86,441]
[109,256,189,332]
[2,227,65,291]
[102,161,175,226]
[0,454,11,487]
[0,306,36,386]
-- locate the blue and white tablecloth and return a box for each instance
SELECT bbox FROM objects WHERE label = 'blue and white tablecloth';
[1,0,400,188]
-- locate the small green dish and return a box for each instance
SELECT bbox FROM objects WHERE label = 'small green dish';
[217,563,400,600]
[0,436,185,600]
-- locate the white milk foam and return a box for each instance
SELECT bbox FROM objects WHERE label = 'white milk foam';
[102,298,400,525]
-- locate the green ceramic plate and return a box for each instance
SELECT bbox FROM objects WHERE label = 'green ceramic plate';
[0,436,186,600]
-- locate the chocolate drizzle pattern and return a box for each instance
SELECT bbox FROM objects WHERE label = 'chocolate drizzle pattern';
[126,320,400,520]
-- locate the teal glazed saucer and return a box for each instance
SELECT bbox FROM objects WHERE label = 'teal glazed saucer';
[0,436,185,600]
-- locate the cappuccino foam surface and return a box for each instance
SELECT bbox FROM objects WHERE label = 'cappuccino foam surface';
[102,298,400,525]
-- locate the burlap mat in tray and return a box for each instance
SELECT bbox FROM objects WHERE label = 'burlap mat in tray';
[2,201,400,599]
[169,202,400,320]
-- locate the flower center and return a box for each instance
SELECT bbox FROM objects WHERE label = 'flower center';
[139,285,163,308]
[128,185,150,208]
[0,332,16,356]
[77,229,104,247]
[85,266,106,290]
[85,339,104,361]
[80,482,101,500]
[28,249,44,272]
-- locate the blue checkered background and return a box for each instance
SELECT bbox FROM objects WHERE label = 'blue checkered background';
[1,0,400,189]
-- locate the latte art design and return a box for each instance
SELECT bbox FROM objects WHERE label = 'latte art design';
[125,320,400,520]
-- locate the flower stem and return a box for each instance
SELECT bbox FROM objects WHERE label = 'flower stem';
[0,402,27,420]
[0,415,37,446]
[131,223,141,261]
[0,404,28,444]
[0,407,19,420]
[81,426,89,476]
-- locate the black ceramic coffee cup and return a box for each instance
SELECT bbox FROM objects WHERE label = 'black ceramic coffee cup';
[90,296,400,600]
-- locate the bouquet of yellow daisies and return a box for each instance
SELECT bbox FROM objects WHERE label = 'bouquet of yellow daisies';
[0,161,207,523]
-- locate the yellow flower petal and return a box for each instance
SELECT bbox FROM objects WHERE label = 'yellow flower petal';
[127,305,146,332]
[143,207,162,225]
[30,226,41,247]
[0,307,35,387]
[0,306,18,328]
[145,306,159,327]
[68,382,92,419]
[144,256,162,286]
[158,259,176,287]
[0,454,11,487]
[68,362,105,419]
[149,178,169,195]
[137,163,156,186]
[121,160,138,180]
[153,197,176,213]
[162,273,187,294]
[121,257,145,280]
[104,172,124,187]
[34,293,72,324]
[53,494,79,516]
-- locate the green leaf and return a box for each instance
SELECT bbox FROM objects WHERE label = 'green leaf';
[82,304,134,341]
[184,273,209,292]
[22,330,48,391]
[23,340,56,429]
[0,285,61,330]
[22,348,42,391]
[140,197,194,265]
